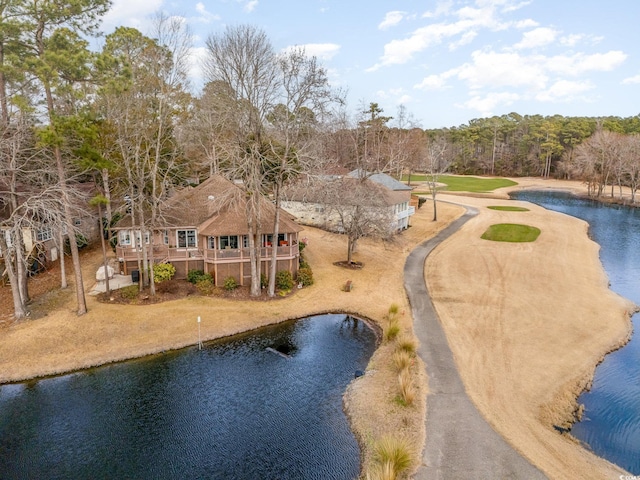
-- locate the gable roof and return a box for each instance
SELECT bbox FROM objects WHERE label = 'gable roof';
[118,174,302,235]
[347,169,412,191]
[284,176,410,208]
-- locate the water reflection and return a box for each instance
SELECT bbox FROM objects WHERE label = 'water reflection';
[511,190,640,474]
[0,314,376,480]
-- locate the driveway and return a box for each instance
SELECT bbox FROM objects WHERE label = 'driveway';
[404,205,547,479]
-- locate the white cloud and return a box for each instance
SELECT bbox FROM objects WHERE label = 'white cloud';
[622,75,640,85]
[535,79,593,102]
[414,74,450,90]
[237,0,258,13]
[367,20,477,71]
[422,0,453,19]
[433,47,626,104]
[514,19,538,29]
[194,2,221,23]
[499,0,532,13]
[456,50,548,90]
[283,43,341,61]
[396,94,412,105]
[459,91,520,116]
[514,27,557,49]
[189,46,208,90]
[369,0,528,70]
[375,88,412,106]
[449,30,477,50]
[559,33,584,47]
[379,11,406,30]
[102,0,163,31]
[546,51,627,76]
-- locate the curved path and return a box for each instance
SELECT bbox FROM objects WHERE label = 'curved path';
[405,205,547,479]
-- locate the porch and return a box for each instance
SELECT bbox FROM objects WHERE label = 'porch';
[115,242,300,286]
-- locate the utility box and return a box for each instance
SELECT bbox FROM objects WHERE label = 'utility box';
[131,269,140,283]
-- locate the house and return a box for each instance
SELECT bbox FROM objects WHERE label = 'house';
[347,170,415,230]
[0,181,100,268]
[113,175,303,287]
[282,170,415,233]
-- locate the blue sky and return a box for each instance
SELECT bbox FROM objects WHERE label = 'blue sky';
[101,0,640,129]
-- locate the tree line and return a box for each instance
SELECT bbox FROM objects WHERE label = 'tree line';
[1,1,637,320]
[431,113,640,181]
[0,3,350,318]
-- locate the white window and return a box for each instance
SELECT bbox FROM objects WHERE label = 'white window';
[120,230,131,246]
[133,231,149,247]
[163,230,169,245]
[177,229,197,248]
[219,235,238,249]
[36,228,52,242]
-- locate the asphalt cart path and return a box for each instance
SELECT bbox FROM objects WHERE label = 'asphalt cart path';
[405,204,547,479]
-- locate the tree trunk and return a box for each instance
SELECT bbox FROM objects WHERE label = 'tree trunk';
[431,183,438,221]
[0,234,28,320]
[148,228,155,296]
[97,202,110,297]
[268,183,282,297]
[58,230,67,289]
[43,78,86,313]
[248,227,261,296]
[16,232,29,305]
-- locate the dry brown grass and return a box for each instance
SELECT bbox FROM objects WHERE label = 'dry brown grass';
[392,350,413,372]
[0,199,463,479]
[369,436,414,480]
[429,179,634,479]
[397,368,415,406]
[2,177,632,479]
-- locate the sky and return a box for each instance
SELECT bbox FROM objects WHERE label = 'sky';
[100,0,640,129]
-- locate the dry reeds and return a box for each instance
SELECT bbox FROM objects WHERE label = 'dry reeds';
[368,436,413,480]
[397,368,415,406]
[392,350,413,372]
[384,322,401,342]
[396,336,417,355]
[384,303,402,342]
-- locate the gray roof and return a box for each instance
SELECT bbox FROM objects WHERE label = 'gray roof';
[347,169,412,191]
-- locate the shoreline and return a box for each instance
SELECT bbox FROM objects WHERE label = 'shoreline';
[1,200,464,476]
[0,308,383,386]
[430,179,634,478]
[0,177,635,478]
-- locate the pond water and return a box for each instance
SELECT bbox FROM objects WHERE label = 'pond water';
[511,190,640,474]
[0,314,377,480]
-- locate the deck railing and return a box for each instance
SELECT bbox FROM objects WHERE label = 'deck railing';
[117,242,299,264]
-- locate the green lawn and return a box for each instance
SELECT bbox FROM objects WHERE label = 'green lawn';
[481,223,541,242]
[487,206,530,212]
[404,174,517,193]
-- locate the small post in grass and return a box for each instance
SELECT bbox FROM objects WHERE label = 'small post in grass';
[197,316,203,350]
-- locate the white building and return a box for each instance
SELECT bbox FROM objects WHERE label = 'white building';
[282,170,415,234]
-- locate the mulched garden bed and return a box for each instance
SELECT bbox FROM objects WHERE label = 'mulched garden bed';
[333,261,364,269]
[97,279,293,305]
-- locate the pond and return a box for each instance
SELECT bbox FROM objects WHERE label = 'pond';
[0,314,377,480]
[511,190,640,475]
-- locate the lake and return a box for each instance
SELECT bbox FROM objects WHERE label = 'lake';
[511,190,640,474]
[0,314,377,480]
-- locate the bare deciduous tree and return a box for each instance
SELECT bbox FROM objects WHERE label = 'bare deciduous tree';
[424,134,451,221]
[97,17,191,295]
[203,24,278,297]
